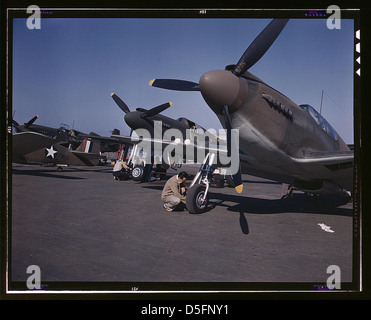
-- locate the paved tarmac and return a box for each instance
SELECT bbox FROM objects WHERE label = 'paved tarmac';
[9,163,355,292]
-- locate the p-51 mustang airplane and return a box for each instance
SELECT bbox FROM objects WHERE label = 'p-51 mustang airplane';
[148,19,354,213]
[85,92,219,182]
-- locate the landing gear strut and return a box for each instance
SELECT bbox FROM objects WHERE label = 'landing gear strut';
[186,153,215,214]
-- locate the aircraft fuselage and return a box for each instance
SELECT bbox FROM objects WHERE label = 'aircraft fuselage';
[199,69,352,194]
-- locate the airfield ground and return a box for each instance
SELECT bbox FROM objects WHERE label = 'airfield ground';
[9,163,355,292]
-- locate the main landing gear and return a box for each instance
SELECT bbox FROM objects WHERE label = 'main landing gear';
[131,164,146,181]
[186,153,216,214]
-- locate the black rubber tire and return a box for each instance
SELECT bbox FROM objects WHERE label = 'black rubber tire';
[186,184,209,214]
[131,165,145,181]
[224,175,235,187]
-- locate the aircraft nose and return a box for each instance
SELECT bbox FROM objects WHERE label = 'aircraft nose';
[199,70,247,114]
[124,112,138,130]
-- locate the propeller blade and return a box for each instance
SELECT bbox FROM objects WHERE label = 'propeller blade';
[149,79,200,91]
[223,106,232,157]
[222,106,243,193]
[233,19,289,76]
[141,102,173,118]
[232,165,243,194]
[111,93,131,113]
[12,120,21,133]
[24,115,38,128]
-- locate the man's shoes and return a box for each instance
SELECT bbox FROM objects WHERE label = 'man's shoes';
[163,204,173,212]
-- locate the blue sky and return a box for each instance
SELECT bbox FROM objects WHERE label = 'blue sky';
[12,17,354,143]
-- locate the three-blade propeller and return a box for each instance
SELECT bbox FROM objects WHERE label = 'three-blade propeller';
[148,19,289,194]
[111,93,172,119]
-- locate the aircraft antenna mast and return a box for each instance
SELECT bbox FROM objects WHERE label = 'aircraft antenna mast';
[320,90,324,115]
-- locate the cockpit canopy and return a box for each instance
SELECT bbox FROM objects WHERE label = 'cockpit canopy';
[299,104,338,141]
[177,117,206,133]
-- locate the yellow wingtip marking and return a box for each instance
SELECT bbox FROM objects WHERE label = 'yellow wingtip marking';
[149,79,155,86]
[235,184,243,194]
[169,102,173,106]
[110,92,115,96]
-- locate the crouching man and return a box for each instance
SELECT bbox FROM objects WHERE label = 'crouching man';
[161,171,188,212]
[112,159,131,181]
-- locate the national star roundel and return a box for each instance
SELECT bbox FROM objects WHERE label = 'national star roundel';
[45,145,58,159]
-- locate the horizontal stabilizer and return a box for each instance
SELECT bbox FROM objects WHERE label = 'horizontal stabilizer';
[71,150,104,166]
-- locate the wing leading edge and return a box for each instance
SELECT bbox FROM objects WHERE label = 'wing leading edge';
[290,150,354,193]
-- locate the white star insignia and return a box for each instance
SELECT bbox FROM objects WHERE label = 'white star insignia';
[46,146,58,159]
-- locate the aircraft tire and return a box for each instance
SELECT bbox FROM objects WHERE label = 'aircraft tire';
[131,165,145,181]
[186,184,208,214]
[224,175,235,187]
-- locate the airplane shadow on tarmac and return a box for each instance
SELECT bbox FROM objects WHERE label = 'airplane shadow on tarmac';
[141,184,352,235]
[12,168,85,179]
[207,192,352,235]
[12,166,112,179]
[208,192,353,217]
[141,184,353,218]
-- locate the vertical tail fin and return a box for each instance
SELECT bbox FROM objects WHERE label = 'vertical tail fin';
[76,138,101,153]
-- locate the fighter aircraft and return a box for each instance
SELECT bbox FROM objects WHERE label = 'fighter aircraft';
[106,92,217,182]
[13,132,106,169]
[13,115,86,150]
[12,116,112,169]
[111,93,208,141]
[148,19,354,213]
[13,131,58,164]
[13,115,120,153]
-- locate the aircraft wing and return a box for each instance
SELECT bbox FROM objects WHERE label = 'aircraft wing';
[80,134,140,149]
[110,134,139,145]
[111,134,227,154]
[13,131,57,158]
[82,134,159,147]
[292,150,354,167]
[79,134,117,141]
[290,150,354,191]
[83,133,226,153]
[82,133,214,155]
